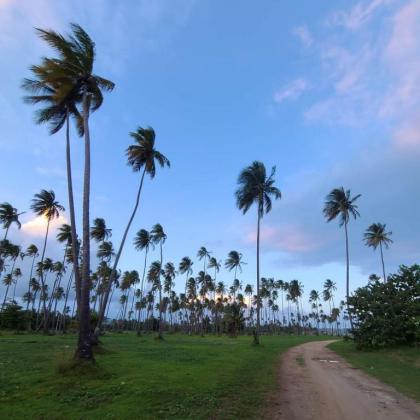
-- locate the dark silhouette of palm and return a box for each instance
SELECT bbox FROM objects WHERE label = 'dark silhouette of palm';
[364,223,393,282]
[235,161,281,344]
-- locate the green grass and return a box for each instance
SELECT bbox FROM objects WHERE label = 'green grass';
[0,333,324,419]
[329,340,420,402]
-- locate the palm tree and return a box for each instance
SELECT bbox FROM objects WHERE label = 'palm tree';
[197,246,211,276]
[91,218,112,243]
[224,251,245,283]
[323,187,360,328]
[207,257,221,283]
[151,223,167,339]
[133,229,154,320]
[235,161,281,344]
[96,127,170,337]
[30,189,64,331]
[0,203,23,239]
[22,27,86,322]
[24,245,39,310]
[179,257,194,294]
[364,223,393,282]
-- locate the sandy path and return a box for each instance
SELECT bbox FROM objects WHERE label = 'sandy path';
[265,340,420,420]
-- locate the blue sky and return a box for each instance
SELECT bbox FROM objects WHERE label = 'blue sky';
[1,0,420,311]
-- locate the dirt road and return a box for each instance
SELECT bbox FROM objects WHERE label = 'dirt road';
[265,340,420,420]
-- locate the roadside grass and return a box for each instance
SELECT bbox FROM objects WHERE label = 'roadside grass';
[329,340,420,402]
[0,332,324,419]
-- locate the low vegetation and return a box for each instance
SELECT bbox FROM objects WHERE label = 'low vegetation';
[0,333,324,419]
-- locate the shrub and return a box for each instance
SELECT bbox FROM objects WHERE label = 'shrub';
[0,304,27,330]
[348,264,420,349]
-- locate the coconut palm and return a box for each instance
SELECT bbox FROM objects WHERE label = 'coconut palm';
[179,257,193,294]
[30,189,64,331]
[207,257,221,283]
[197,246,211,276]
[24,245,39,309]
[364,223,393,282]
[323,187,360,328]
[151,223,167,339]
[96,127,170,337]
[91,218,112,243]
[0,203,23,239]
[133,229,154,317]
[224,251,245,283]
[235,161,281,344]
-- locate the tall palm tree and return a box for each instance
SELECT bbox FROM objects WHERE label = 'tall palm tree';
[207,257,221,283]
[22,28,84,317]
[24,244,39,310]
[30,189,64,331]
[25,24,115,358]
[235,161,281,344]
[179,257,193,294]
[323,187,360,329]
[96,127,170,337]
[133,229,154,317]
[0,203,23,239]
[151,223,167,339]
[364,223,393,282]
[197,246,211,276]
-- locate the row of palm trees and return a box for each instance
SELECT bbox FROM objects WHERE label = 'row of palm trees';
[0,211,349,336]
[1,191,389,339]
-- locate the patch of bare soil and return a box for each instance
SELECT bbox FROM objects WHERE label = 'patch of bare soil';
[264,340,420,420]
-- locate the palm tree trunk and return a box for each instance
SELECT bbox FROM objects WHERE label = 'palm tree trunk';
[380,242,386,282]
[26,255,37,310]
[76,90,93,360]
[344,220,354,331]
[65,112,82,309]
[95,167,147,337]
[2,284,10,309]
[158,243,163,339]
[37,218,51,333]
[255,210,261,345]
[61,270,74,332]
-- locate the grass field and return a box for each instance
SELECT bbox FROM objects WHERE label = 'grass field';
[329,340,420,402]
[0,333,324,419]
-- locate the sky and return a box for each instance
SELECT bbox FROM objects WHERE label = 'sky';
[1,0,420,314]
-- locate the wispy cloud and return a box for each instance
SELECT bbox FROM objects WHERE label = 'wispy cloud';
[273,78,308,104]
[292,25,314,47]
[327,0,390,29]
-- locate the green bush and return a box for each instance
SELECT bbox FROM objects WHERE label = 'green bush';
[0,304,27,330]
[348,264,420,349]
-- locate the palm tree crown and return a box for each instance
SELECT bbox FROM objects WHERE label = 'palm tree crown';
[31,190,64,221]
[364,223,393,249]
[91,218,112,242]
[0,202,23,232]
[323,187,361,226]
[126,127,170,177]
[235,161,281,217]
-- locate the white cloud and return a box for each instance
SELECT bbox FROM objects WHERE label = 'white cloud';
[273,78,308,104]
[292,25,314,47]
[327,0,390,29]
[22,214,67,237]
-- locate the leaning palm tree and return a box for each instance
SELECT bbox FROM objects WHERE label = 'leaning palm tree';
[96,127,170,337]
[179,257,193,294]
[151,223,167,339]
[323,187,360,329]
[364,223,393,282]
[235,161,281,344]
[0,203,23,239]
[31,189,64,331]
